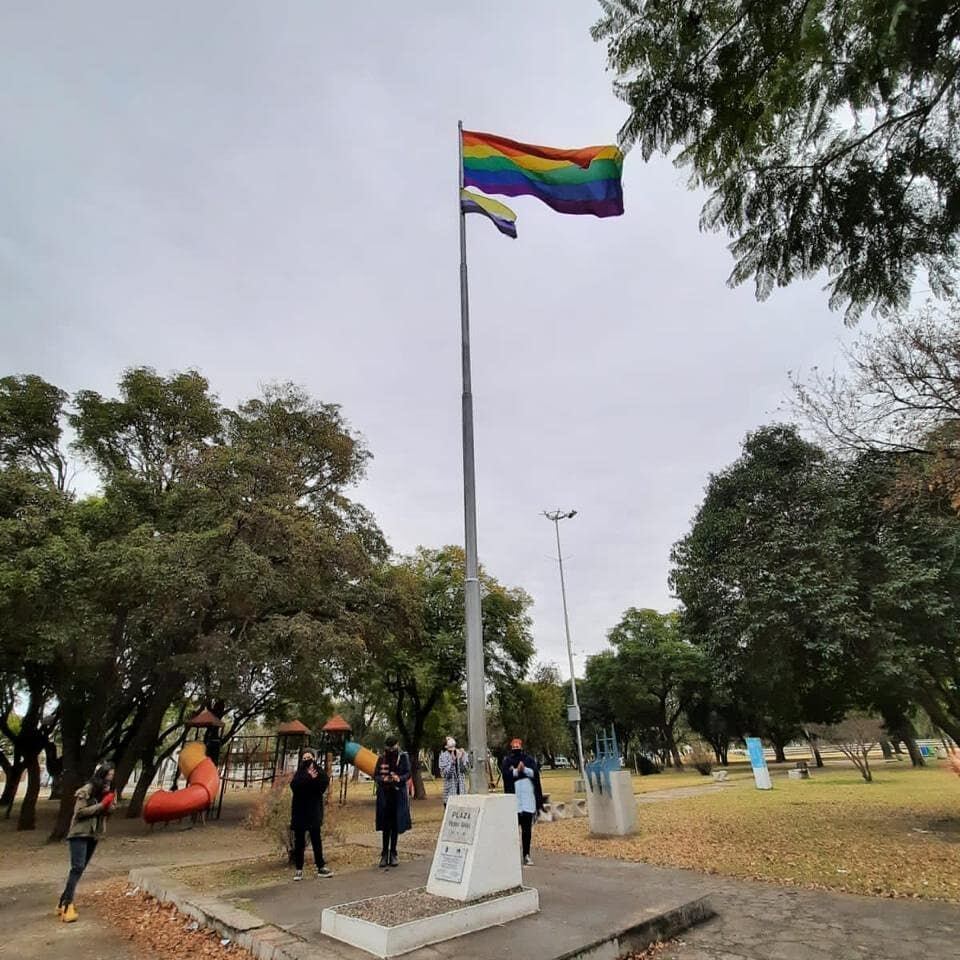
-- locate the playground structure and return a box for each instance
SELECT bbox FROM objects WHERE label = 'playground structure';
[139,711,417,825]
[143,740,220,825]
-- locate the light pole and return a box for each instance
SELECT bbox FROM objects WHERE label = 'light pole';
[544,509,586,786]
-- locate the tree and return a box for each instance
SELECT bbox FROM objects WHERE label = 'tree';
[810,713,886,782]
[583,609,705,768]
[606,609,705,768]
[366,546,534,799]
[671,426,869,747]
[593,1,960,319]
[792,303,960,508]
[0,368,388,835]
[497,664,572,765]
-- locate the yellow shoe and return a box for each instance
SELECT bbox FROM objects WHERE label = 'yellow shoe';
[61,904,78,923]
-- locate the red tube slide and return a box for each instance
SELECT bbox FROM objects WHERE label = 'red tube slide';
[143,742,220,824]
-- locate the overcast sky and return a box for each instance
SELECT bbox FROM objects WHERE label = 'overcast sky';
[1,2,864,679]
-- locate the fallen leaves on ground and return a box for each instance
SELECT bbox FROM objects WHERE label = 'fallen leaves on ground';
[536,766,960,902]
[622,940,679,959]
[91,880,254,959]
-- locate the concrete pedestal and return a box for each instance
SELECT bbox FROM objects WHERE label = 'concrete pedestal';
[426,794,523,900]
[586,769,637,836]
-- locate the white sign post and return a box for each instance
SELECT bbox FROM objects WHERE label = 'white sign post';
[745,737,773,790]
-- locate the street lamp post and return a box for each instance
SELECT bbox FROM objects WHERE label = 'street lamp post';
[544,509,586,787]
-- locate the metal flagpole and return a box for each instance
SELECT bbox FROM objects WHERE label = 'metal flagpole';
[458,120,489,793]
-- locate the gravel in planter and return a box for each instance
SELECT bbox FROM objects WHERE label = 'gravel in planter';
[337,886,525,926]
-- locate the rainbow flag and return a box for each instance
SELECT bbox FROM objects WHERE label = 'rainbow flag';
[462,130,624,218]
[460,189,518,238]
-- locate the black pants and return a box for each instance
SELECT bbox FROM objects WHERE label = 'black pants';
[293,825,324,870]
[381,824,398,856]
[518,812,534,857]
[60,837,97,906]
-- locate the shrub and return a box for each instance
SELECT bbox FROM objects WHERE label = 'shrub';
[636,755,661,776]
[243,774,346,862]
[689,748,714,776]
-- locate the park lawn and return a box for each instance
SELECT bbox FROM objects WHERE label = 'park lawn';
[535,764,960,902]
[538,766,759,802]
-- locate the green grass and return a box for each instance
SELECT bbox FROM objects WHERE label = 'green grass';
[537,764,960,901]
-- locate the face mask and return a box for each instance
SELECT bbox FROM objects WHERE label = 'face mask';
[512,749,523,759]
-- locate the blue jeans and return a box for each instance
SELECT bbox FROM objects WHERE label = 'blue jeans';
[60,837,97,906]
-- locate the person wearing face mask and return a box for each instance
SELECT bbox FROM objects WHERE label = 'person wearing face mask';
[58,762,116,923]
[438,736,468,806]
[501,738,544,866]
[289,749,332,881]
[374,735,412,868]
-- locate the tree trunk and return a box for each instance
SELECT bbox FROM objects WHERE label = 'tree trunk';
[1,761,24,813]
[773,742,787,763]
[663,729,684,770]
[17,755,42,831]
[126,760,159,819]
[410,749,426,800]
[880,739,893,760]
[47,747,64,801]
[904,736,925,768]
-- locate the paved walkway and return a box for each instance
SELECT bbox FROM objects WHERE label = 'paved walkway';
[233,852,960,960]
[669,875,959,960]
[237,851,711,960]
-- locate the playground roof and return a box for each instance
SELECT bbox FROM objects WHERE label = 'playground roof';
[321,714,352,733]
[185,708,224,728]
[277,719,311,735]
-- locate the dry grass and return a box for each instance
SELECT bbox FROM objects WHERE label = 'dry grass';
[536,764,960,902]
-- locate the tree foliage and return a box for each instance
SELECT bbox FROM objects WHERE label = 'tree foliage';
[0,367,388,835]
[593,1,960,318]
[584,608,705,767]
[365,546,534,798]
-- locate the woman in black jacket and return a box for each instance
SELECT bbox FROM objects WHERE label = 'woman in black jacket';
[374,736,411,868]
[289,750,332,880]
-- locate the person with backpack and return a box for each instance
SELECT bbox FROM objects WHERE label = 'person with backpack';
[290,749,332,880]
[374,736,411,868]
[58,762,116,923]
[501,738,544,866]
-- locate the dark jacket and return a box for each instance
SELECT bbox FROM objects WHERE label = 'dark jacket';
[289,763,329,830]
[501,752,544,811]
[374,750,412,834]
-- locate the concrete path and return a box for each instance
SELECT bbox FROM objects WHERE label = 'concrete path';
[234,851,712,960]
[668,875,959,960]
[232,852,960,960]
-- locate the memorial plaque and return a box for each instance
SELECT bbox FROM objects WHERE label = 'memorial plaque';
[440,804,478,845]
[433,842,468,883]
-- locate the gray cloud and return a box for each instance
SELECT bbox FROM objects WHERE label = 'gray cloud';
[1,2,862,676]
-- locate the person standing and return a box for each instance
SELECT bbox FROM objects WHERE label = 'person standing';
[501,738,543,867]
[438,737,468,806]
[374,736,411,868]
[58,763,116,923]
[290,749,332,880]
